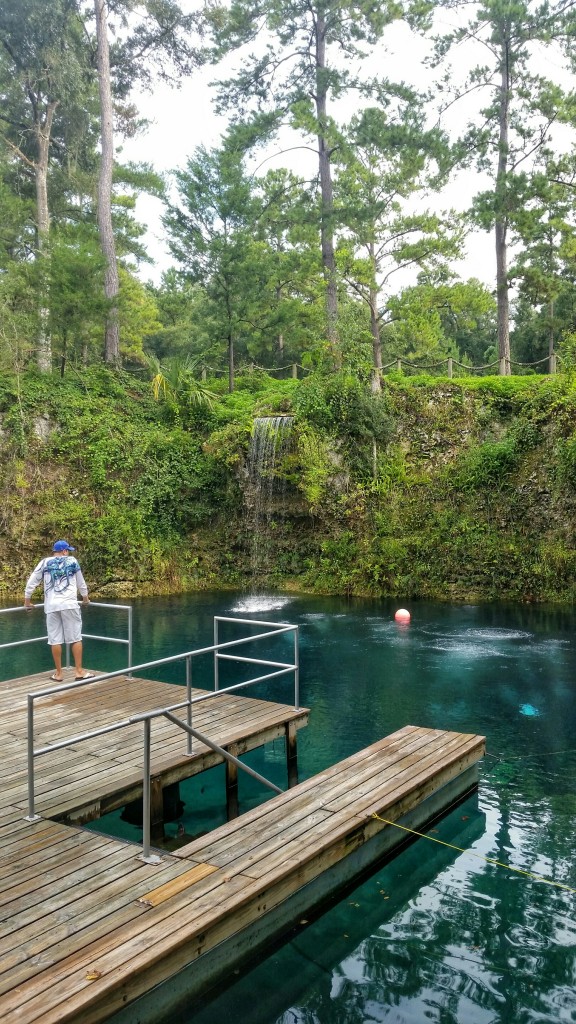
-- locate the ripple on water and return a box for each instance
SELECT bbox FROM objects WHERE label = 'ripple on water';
[421,626,532,640]
[460,628,533,641]
[229,595,295,614]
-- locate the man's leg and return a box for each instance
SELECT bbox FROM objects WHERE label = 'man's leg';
[46,612,64,680]
[62,607,90,679]
[71,640,84,676]
[50,643,63,679]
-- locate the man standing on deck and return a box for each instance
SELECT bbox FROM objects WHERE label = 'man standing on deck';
[24,540,94,682]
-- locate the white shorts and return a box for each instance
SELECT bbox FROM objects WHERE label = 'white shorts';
[46,607,82,645]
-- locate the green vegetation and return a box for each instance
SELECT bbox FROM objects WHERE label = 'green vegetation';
[2,367,576,604]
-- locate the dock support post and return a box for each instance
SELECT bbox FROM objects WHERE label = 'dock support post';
[150,777,165,841]
[286,721,299,788]
[226,742,239,820]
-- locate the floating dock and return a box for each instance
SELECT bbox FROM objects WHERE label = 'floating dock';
[2,669,308,827]
[0,669,484,1024]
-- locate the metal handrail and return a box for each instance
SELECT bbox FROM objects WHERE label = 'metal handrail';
[214,615,300,708]
[136,710,284,862]
[26,623,296,701]
[24,616,300,860]
[0,601,133,673]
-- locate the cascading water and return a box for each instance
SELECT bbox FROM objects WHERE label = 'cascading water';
[244,415,293,586]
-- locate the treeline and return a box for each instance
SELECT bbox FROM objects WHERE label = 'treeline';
[2,1,576,390]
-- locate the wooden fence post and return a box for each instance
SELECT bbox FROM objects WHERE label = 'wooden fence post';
[447,357,453,378]
[226,742,239,819]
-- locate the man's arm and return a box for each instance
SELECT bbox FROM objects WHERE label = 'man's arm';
[24,561,45,608]
[76,566,89,604]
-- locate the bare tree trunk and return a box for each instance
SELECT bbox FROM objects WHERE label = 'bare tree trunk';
[94,0,120,365]
[548,298,555,372]
[224,280,234,392]
[228,331,234,393]
[315,13,339,364]
[275,285,284,357]
[495,38,511,375]
[369,243,382,392]
[35,101,57,372]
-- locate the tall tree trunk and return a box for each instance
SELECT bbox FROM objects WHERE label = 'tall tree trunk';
[315,13,339,364]
[94,0,120,366]
[369,243,382,393]
[228,331,234,393]
[275,284,284,357]
[35,100,57,372]
[548,298,555,372]
[495,37,511,375]
[547,228,555,373]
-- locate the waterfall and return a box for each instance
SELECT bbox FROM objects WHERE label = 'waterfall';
[244,416,293,584]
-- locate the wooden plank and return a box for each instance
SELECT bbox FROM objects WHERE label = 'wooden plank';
[0,844,140,930]
[0,833,98,891]
[0,861,187,979]
[137,864,219,907]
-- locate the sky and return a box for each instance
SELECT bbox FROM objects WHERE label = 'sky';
[120,17,501,291]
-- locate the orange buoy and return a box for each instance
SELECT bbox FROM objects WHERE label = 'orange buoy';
[394,608,411,623]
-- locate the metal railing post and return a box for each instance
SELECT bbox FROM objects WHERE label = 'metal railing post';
[140,719,162,864]
[142,719,151,859]
[127,605,133,678]
[214,617,220,691]
[294,626,300,711]
[25,695,41,821]
[186,655,193,755]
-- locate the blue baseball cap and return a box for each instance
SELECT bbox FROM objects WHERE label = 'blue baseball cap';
[53,540,75,552]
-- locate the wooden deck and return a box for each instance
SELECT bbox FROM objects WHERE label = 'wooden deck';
[0,669,485,1024]
[1,669,308,824]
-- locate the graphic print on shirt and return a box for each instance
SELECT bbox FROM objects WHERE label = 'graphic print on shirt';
[43,556,79,595]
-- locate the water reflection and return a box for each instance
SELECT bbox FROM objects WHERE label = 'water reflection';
[2,593,576,1023]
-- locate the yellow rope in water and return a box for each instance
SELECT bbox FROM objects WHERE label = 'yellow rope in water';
[372,813,576,894]
[485,748,576,762]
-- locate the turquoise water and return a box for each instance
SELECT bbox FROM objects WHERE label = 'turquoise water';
[3,593,576,1022]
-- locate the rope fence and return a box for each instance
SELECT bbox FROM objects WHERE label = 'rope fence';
[378,352,558,378]
[199,362,312,380]
[197,352,560,381]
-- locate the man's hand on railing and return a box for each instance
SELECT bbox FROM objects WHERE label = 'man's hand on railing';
[24,600,35,611]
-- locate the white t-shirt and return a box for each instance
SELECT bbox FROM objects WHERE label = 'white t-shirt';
[25,555,88,612]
